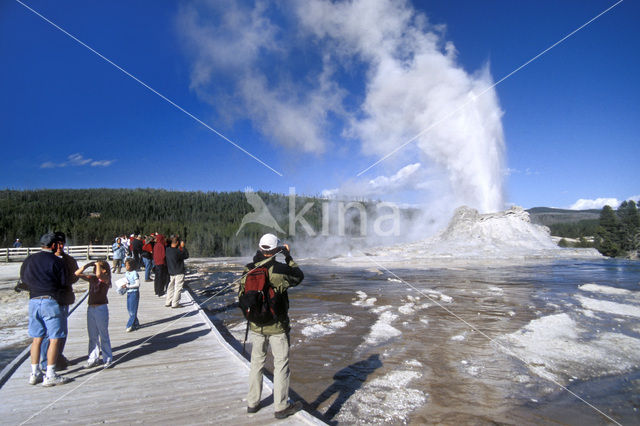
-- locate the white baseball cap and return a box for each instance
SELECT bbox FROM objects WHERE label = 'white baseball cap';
[259,233,280,251]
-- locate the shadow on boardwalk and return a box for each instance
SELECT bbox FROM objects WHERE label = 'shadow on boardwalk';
[136,309,198,329]
[67,318,209,372]
[114,325,209,362]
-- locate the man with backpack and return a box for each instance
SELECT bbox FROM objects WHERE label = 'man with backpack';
[239,233,304,419]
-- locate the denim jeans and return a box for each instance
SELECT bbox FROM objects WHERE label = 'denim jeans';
[29,298,66,338]
[126,290,140,329]
[142,257,153,281]
[87,304,112,363]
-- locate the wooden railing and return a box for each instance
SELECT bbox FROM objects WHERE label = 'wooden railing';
[0,245,114,262]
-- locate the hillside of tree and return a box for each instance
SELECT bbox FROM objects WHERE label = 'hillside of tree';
[527,207,601,226]
[0,189,413,257]
[0,189,329,257]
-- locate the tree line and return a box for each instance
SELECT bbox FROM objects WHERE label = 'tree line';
[0,188,396,257]
[0,189,326,257]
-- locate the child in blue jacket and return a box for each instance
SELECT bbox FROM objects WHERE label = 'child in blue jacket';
[124,258,140,332]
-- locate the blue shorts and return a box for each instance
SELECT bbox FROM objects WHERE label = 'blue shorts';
[28,298,66,339]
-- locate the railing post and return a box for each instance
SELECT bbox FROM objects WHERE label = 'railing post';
[86,245,89,260]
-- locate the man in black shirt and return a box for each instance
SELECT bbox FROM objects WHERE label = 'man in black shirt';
[38,232,79,371]
[21,233,71,387]
[165,237,189,308]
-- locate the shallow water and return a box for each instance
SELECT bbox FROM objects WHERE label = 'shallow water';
[188,258,640,425]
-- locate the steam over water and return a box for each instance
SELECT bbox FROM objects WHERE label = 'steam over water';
[189,258,640,425]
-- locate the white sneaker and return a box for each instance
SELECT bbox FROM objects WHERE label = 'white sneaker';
[103,360,113,369]
[85,359,101,369]
[42,374,70,387]
[29,371,43,385]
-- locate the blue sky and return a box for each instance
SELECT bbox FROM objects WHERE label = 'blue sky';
[1,0,638,211]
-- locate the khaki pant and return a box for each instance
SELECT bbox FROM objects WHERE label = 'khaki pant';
[247,331,290,411]
[165,274,184,307]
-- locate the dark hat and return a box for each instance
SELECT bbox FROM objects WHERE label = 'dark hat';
[40,232,56,247]
[53,231,66,243]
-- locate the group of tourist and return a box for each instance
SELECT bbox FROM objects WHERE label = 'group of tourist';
[20,229,305,420]
[19,230,190,387]
[111,233,190,307]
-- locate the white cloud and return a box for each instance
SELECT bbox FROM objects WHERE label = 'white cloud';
[177,1,343,154]
[322,162,423,199]
[67,153,93,166]
[569,198,620,210]
[237,72,343,154]
[569,195,640,210]
[90,160,115,167]
[177,1,280,88]
[368,163,422,192]
[504,167,539,176]
[40,153,115,169]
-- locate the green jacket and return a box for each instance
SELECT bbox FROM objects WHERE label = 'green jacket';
[239,251,304,335]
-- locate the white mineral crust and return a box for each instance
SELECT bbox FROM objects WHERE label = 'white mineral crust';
[333,206,602,266]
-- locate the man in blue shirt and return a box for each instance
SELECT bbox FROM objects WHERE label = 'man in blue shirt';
[20,233,71,387]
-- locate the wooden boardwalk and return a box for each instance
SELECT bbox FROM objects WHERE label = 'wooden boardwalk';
[0,271,323,425]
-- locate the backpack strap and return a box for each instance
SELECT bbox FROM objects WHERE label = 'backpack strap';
[243,320,250,356]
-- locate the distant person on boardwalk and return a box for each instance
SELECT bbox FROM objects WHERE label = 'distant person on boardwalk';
[13,238,22,248]
[111,237,126,274]
[141,235,154,282]
[128,234,135,258]
[75,260,113,368]
[121,234,131,257]
[239,233,304,419]
[165,236,189,308]
[131,235,143,270]
[39,232,79,371]
[153,234,169,297]
[20,232,70,386]
[123,258,140,331]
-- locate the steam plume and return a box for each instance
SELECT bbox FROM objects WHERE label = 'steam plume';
[179,0,506,218]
